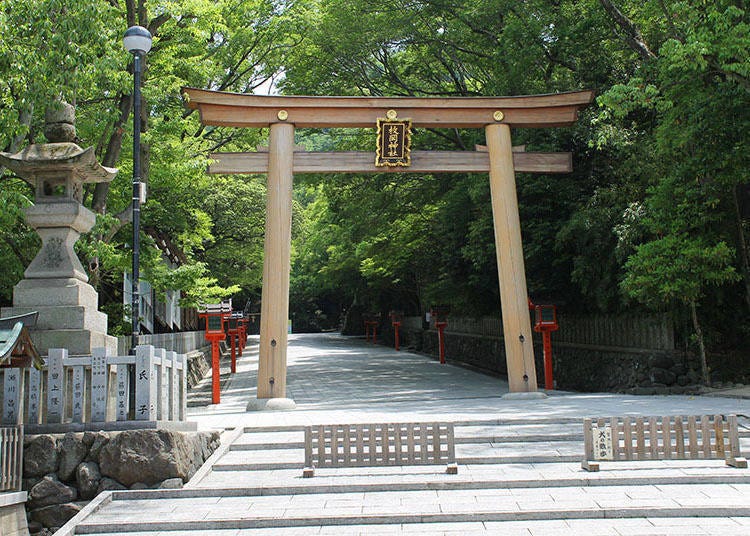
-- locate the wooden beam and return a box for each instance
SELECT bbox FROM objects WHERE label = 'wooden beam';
[208,151,572,175]
[183,88,595,129]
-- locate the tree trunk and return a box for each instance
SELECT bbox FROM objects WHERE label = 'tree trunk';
[732,185,750,313]
[599,0,657,60]
[690,300,710,386]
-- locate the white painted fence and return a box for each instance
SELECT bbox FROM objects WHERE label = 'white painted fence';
[0,424,23,492]
[0,345,187,426]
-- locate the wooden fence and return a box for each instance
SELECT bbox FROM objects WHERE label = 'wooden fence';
[404,312,674,352]
[0,345,187,427]
[0,424,23,492]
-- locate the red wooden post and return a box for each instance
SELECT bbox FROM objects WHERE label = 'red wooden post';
[436,321,447,364]
[211,338,221,403]
[200,301,232,404]
[533,304,559,391]
[431,306,450,365]
[230,334,237,374]
[543,331,553,390]
[389,310,403,351]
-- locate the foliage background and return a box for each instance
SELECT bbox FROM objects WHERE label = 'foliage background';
[0,0,748,380]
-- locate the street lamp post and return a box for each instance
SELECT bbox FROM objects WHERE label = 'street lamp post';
[123,26,152,354]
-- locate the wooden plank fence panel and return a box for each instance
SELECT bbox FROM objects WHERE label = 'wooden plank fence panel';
[304,422,457,477]
[623,417,632,461]
[674,416,685,458]
[583,415,747,471]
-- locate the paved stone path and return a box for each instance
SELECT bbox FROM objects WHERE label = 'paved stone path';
[58,333,750,535]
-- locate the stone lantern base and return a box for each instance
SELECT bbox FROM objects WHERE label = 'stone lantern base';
[2,278,117,356]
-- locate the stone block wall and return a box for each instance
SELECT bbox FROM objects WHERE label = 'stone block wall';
[396,324,702,394]
[22,429,219,534]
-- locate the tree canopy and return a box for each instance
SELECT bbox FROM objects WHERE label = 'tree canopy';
[0,0,748,377]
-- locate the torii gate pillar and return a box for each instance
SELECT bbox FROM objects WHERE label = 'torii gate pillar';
[486,123,537,393]
[181,87,594,404]
[256,122,295,405]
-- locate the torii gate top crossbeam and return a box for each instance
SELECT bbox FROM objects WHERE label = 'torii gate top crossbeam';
[182,88,594,129]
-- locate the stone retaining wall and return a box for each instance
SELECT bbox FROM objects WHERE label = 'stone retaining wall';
[391,325,703,394]
[22,429,219,535]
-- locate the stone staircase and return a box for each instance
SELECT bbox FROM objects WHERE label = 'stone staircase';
[56,416,750,535]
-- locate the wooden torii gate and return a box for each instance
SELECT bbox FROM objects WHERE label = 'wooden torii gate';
[182,88,593,406]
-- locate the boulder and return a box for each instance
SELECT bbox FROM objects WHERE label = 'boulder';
[85,431,110,463]
[671,363,688,376]
[99,430,215,487]
[76,461,102,500]
[57,432,88,481]
[30,502,82,528]
[158,477,184,489]
[651,368,677,386]
[28,475,77,509]
[24,435,59,477]
[96,477,127,494]
[650,354,675,370]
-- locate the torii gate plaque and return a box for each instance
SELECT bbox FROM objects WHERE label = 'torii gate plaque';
[182,88,594,408]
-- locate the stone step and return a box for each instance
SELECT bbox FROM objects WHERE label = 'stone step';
[190,462,750,495]
[213,440,585,471]
[230,423,587,451]
[71,484,750,533]
[239,417,584,434]
[70,517,750,536]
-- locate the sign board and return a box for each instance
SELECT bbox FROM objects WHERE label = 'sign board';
[591,424,613,460]
[376,113,412,167]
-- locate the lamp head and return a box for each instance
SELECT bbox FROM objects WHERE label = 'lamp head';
[123,25,152,54]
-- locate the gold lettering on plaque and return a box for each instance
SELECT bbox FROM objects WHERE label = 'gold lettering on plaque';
[376,117,412,167]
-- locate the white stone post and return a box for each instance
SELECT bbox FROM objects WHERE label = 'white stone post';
[115,363,130,421]
[2,368,22,425]
[180,353,187,421]
[71,363,85,423]
[27,367,42,424]
[155,347,167,420]
[47,348,66,424]
[168,351,178,421]
[135,345,156,421]
[91,347,108,422]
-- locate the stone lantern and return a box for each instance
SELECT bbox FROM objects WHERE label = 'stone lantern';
[0,102,118,355]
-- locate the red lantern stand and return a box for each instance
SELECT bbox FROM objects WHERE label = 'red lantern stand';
[363,313,380,345]
[533,304,559,390]
[389,310,403,351]
[431,305,450,364]
[226,313,242,374]
[199,302,231,404]
[238,317,248,353]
